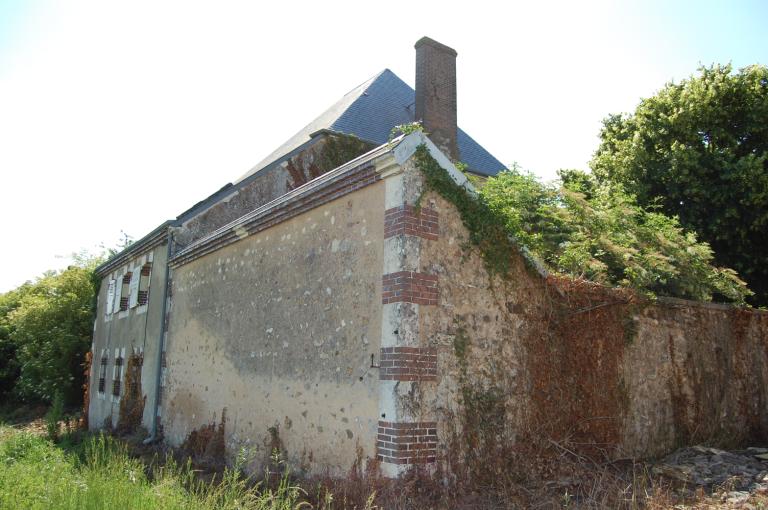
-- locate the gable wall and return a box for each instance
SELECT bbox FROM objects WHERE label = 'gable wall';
[162,180,386,474]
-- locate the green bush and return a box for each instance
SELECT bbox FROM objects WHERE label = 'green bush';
[0,253,104,407]
[477,166,751,303]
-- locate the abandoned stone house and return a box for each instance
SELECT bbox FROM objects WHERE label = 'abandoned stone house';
[89,37,768,478]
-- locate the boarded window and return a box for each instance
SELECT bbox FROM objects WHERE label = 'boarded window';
[119,273,131,311]
[112,350,124,397]
[138,264,151,306]
[98,350,108,393]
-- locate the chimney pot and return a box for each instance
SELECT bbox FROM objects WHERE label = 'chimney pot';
[415,36,459,161]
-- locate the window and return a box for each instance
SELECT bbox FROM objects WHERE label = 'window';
[112,349,124,397]
[98,350,108,394]
[119,273,131,312]
[138,264,151,306]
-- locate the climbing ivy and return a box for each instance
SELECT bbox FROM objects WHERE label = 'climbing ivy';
[413,144,518,280]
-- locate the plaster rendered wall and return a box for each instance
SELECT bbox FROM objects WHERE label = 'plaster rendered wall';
[163,181,385,475]
[413,191,768,474]
[89,243,168,431]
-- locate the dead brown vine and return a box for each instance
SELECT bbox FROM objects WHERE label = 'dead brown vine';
[80,351,92,429]
[517,275,640,460]
[181,408,227,465]
[117,352,146,435]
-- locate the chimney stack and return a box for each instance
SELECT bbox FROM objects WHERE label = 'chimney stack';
[415,36,458,161]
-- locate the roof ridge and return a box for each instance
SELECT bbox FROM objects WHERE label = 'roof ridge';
[236,67,503,184]
[341,68,389,97]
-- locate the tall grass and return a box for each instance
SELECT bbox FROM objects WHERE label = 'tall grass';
[0,426,314,510]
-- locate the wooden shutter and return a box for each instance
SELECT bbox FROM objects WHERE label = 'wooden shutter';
[113,277,123,314]
[106,279,116,315]
[128,270,140,308]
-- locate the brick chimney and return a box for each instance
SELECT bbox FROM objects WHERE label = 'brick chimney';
[415,36,458,161]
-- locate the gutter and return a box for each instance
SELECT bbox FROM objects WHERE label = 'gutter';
[144,230,174,444]
[96,221,172,277]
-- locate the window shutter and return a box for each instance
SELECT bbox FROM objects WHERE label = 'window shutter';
[106,280,116,315]
[113,277,123,314]
[128,270,140,308]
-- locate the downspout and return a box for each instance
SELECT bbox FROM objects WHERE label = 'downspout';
[144,229,174,443]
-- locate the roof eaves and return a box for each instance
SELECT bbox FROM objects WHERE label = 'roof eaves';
[95,220,176,277]
[170,139,399,268]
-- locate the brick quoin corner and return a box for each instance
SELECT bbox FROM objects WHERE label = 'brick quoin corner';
[377,199,441,468]
[384,205,439,240]
[381,272,438,305]
[378,347,438,381]
[376,421,438,465]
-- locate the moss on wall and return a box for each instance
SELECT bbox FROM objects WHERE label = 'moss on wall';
[286,134,375,190]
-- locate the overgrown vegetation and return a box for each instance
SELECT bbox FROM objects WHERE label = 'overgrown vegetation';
[116,352,146,436]
[481,167,751,303]
[0,426,315,510]
[7,419,762,510]
[0,236,133,409]
[410,135,751,303]
[44,391,65,441]
[412,144,518,279]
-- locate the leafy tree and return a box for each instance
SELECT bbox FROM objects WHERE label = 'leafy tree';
[10,265,97,404]
[0,252,105,406]
[480,168,751,303]
[591,64,768,305]
[0,286,28,400]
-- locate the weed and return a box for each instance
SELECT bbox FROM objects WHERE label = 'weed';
[44,391,64,441]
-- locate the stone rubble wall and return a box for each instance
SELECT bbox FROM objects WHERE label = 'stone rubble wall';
[407,190,768,477]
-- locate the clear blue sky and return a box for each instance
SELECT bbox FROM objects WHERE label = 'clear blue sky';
[0,0,766,292]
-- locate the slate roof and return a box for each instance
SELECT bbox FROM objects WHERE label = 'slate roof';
[237,69,505,182]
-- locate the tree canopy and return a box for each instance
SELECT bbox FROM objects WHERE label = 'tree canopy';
[590,64,768,306]
[480,168,751,303]
[0,254,103,406]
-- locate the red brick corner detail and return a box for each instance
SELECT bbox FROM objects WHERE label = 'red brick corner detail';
[382,271,438,305]
[377,421,438,465]
[379,347,437,381]
[384,205,439,240]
